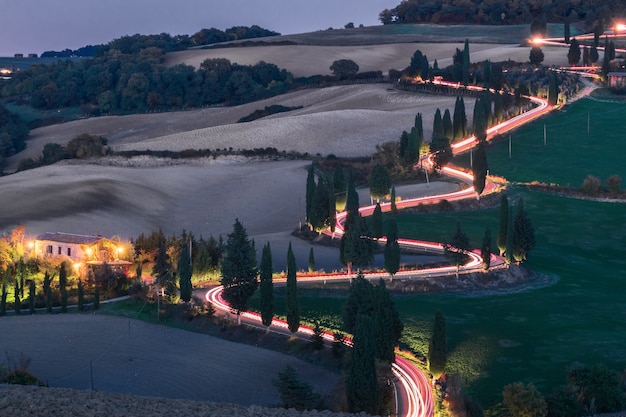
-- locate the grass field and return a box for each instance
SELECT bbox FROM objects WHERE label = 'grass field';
[263,97,626,408]
[455,98,626,187]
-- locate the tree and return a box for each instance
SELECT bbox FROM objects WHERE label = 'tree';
[273,366,322,411]
[309,177,331,232]
[384,218,401,277]
[311,322,325,350]
[409,49,424,76]
[59,262,67,313]
[178,232,192,303]
[529,46,545,66]
[346,314,378,414]
[432,108,444,139]
[497,195,509,255]
[330,59,359,80]
[369,164,391,202]
[548,72,559,106]
[512,199,536,263]
[390,186,397,214]
[345,170,359,214]
[504,206,515,265]
[343,272,374,334]
[220,219,258,323]
[605,174,621,197]
[564,21,571,43]
[333,164,347,211]
[445,221,471,276]
[442,109,453,139]
[462,39,470,86]
[13,278,21,315]
[307,247,315,273]
[259,242,274,328]
[590,44,599,64]
[530,15,547,37]
[582,46,590,66]
[373,279,403,362]
[371,203,384,239]
[341,212,375,273]
[152,229,173,293]
[452,96,467,140]
[472,141,488,197]
[305,163,316,225]
[43,271,52,314]
[481,226,492,270]
[567,38,581,66]
[566,362,626,413]
[428,310,446,379]
[545,386,585,417]
[286,242,299,333]
[502,382,547,417]
[28,280,35,314]
[93,287,100,310]
[77,279,84,312]
[430,135,452,170]
[405,125,421,166]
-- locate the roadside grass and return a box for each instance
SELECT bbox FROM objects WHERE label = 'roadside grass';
[454,98,626,186]
[4,102,83,125]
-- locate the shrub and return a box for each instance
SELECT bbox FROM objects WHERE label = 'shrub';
[605,174,621,197]
[581,175,601,196]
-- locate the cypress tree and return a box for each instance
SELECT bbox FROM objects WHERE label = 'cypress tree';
[504,207,515,264]
[548,72,559,106]
[345,170,359,214]
[406,126,421,166]
[286,242,300,333]
[220,218,258,323]
[305,163,316,225]
[59,262,67,313]
[442,109,453,140]
[473,98,488,142]
[459,96,468,137]
[390,185,397,214]
[472,141,488,197]
[432,108,444,139]
[178,232,193,303]
[444,221,471,277]
[462,39,470,85]
[346,314,379,414]
[497,195,509,255]
[328,181,336,233]
[77,279,84,312]
[421,54,430,80]
[590,44,599,64]
[0,283,6,316]
[428,310,447,379]
[512,199,536,263]
[430,134,452,170]
[310,177,331,232]
[371,203,384,239]
[152,230,173,293]
[398,130,409,162]
[582,46,590,66]
[333,164,347,211]
[384,218,401,278]
[481,226,492,270]
[260,242,274,328]
[29,280,35,314]
[493,91,504,123]
[452,97,463,140]
[373,279,403,363]
[343,272,374,334]
[564,21,571,43]
[14,280,20,315]
[94,287,100,310]
[43,271,52,314]
[483,59,491,87]
[308,247,315,273]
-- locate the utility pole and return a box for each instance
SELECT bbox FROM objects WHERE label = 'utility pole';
[544,124,547,146]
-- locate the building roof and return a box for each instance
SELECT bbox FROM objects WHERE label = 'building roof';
[36,232,105,245]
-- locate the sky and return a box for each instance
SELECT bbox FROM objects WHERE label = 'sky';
[0,0,399,57]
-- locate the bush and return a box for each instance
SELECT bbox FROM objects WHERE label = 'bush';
[1,369,47,386]
[581,175,601,196]
[605,174,621,197]
[272,365,323,411]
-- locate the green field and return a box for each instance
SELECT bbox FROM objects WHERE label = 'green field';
[456,98,626,187]
[266,97,626,408]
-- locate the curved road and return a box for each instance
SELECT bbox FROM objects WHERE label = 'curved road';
[207,90,557,417]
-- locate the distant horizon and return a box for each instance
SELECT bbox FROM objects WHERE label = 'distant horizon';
[0,0,398,57]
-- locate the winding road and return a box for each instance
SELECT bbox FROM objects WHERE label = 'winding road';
[207,88,555,417]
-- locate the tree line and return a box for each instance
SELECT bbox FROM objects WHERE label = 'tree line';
[40,25,280,58]
[379,0,626,28]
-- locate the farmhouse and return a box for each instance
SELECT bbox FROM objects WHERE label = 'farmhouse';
[607,72,626,88]
[33,232,132,273]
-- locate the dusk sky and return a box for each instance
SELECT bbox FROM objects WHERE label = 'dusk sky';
[0,0,399,57]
